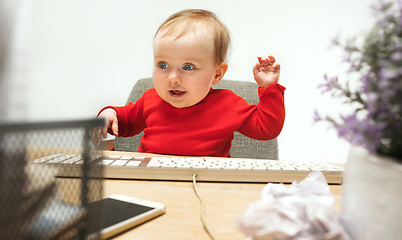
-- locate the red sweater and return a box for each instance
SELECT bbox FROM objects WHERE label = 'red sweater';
[100,83,285,157]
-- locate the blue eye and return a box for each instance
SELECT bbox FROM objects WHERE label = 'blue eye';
[183,64,195,71]
[159,62,169,69]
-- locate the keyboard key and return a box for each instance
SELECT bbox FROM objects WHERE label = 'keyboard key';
[125,161,142,167]
[252,166,267,170]
[33,154,64,163]
[102,160,114,166]
[111,160,128,166]
[47,154,76,164]
[62,156,82,164]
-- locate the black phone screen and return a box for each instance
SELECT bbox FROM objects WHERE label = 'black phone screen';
[89,198,155,229]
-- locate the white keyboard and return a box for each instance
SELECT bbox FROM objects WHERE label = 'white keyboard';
[32,153,343,184]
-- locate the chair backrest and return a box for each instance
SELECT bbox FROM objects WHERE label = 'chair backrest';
[114,78,278,159]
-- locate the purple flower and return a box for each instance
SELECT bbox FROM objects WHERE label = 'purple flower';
[379,68,398,80]
[313,111,321,123]
[390,52,402,61]
[316,0,402,160]
[318,74,341,95]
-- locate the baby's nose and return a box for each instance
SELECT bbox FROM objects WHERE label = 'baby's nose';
[167,71,181,84]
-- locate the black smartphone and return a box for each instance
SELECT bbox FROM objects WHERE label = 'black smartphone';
[90,195,166,239]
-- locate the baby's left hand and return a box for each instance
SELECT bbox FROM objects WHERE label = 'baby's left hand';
[253,56,280,88]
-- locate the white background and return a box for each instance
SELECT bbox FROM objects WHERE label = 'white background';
[21,0,375,162]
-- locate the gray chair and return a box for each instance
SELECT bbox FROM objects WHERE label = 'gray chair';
[113,78,278,159]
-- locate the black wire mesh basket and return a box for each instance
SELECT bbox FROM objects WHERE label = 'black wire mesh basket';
[0,119,104,240]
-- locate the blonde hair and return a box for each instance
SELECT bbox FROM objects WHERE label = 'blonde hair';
[155,9,231,64]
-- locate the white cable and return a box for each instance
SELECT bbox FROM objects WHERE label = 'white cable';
[192,173,217,240]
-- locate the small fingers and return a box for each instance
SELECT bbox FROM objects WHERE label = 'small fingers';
[258,57,273,67]
[258,57,270,65]
[91,127,102,146]
[253,62,262,75]
[102,126,108,139]
[268,55,276,64]
[272,62,281,71]
[111,119,119,136]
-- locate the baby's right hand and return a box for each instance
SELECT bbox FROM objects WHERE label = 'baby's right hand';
[91,108,119,145]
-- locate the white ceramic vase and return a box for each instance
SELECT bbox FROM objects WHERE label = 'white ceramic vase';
[342,146,402,240]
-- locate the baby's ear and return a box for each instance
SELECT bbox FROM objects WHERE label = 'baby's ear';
[212,62,228,85]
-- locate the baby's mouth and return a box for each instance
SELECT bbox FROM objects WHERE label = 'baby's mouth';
[169,89,187,97]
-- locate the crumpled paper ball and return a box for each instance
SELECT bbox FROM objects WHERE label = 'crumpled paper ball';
[237,172,350,240]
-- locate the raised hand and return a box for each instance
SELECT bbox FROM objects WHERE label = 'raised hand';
[252,56,281,88]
